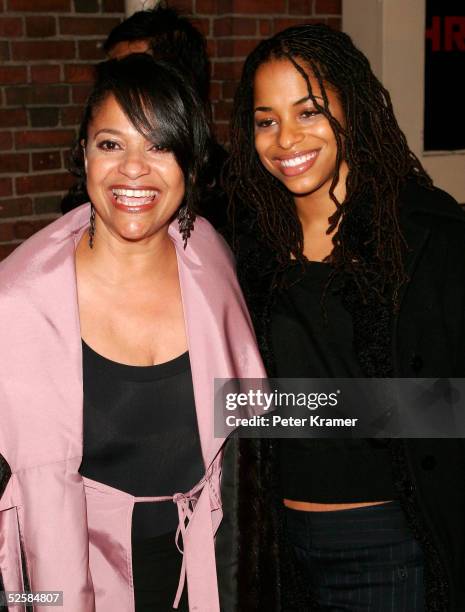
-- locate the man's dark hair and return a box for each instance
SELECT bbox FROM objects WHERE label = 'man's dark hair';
[67,53,211,223]
[226,23,432,308]
[103,5,210,105]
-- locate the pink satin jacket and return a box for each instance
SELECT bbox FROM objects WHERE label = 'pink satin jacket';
[0,205,266,611]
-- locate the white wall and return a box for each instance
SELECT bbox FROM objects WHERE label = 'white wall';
[125,0,159,17]
[343,0,465,202]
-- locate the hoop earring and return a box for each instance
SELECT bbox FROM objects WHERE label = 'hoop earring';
[88,204,96,249]
[177,204,195,248]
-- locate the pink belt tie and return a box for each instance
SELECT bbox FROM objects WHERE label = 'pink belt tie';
[134,473,210,609]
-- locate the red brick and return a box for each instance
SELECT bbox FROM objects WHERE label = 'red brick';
[72,83,92,104]
[222,79,238,100]
[9,0,70,10]
[206,38,217,57]
[34,194,62,214]
[0,197,33,219]
[0,65,27,84]
[16,172,74,195]
[59,16,120,36]
[327,17,341,30]
[15,129,75,150]
[190,18,210,36]
[0,153,29,174]
[0,41,10,61]
[78,39,105,60]
[0,244,18,261]
[196,0,216,12]
[29,108,60,128]
[0,220,14,241]
[212,59,244,80]
[259,19,272,36]
[25,16,56,37]
[0,108,27,128]
[60,106,83,126]
[0,178,12,197]
[6,85,69,106]
[209,81,221,100]
[289,0,313,13]
[274,17,323,32]
[172,0,193,12]
[0,17,23,36]
[214,17,256,36]
[31,65,61,84]
[102,0,124,11]
[64,64,95,84]
[32,151,62,172]
[213,100,232,122]
[74,0,98,11]
[213,122,229,144]
[315,0,341,14]
[232,0,285,13]
[12,218,56,240]
[60,106,82,126]
[12,41,75,61]
[0,132,12,150]
[217,38,261,58]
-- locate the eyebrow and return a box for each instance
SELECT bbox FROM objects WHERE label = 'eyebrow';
[254,95,323,113]
[92,128,123,138]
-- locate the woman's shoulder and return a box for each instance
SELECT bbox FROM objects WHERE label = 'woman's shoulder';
[189,215,234,262]
[399,179,465,226]
[0,205,89,286]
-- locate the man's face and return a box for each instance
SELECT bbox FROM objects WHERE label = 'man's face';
[107,39,150,59]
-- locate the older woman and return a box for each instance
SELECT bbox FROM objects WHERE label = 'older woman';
[0,54,264,612]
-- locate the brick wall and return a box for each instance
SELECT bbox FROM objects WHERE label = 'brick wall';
[0,0,341,260]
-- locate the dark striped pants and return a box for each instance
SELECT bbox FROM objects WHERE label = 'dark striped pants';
[284,501,424,611]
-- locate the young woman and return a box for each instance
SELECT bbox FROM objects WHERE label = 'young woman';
[0,54,265,612]
[225,24,465,611]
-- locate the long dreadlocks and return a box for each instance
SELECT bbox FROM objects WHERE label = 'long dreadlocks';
[226,23,432,306]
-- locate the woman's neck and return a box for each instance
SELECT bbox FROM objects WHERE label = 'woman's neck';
[75,225,177,289]
[294,163,348,261]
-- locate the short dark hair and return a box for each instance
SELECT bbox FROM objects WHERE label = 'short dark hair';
[67,53,211,221]
[103,5,210,105]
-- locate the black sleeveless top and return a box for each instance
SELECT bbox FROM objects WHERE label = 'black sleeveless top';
[80,340,204,537]
[80,342,202,611]
[272,262,397,503]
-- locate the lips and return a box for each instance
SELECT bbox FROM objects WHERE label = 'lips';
[274,150,320,177]
[110,186,160,213]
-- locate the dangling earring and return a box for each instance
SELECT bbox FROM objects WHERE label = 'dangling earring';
[177,204,195,248]
[88,204,96,249]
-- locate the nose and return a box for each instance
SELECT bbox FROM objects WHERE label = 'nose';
[118,147,150,179]
[278,121,304,150]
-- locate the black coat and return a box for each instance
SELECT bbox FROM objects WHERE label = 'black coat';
[217,181,465,612]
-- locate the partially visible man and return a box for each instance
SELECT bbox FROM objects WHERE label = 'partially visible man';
[104,6,210,109]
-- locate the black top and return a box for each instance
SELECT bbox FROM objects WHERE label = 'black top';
[80,341,204,539]
[272,261,397,503]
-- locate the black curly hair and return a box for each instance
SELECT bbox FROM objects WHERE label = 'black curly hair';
[227,23,432,306]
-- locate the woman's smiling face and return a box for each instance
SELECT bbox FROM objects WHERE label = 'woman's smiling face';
[84,93,185,244]
[253,59,347,200]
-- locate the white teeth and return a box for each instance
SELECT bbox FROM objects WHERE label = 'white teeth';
[112,188,158,197]
[280,152,317,168]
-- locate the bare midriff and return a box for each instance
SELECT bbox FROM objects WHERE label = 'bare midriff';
[283,499,393,512]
